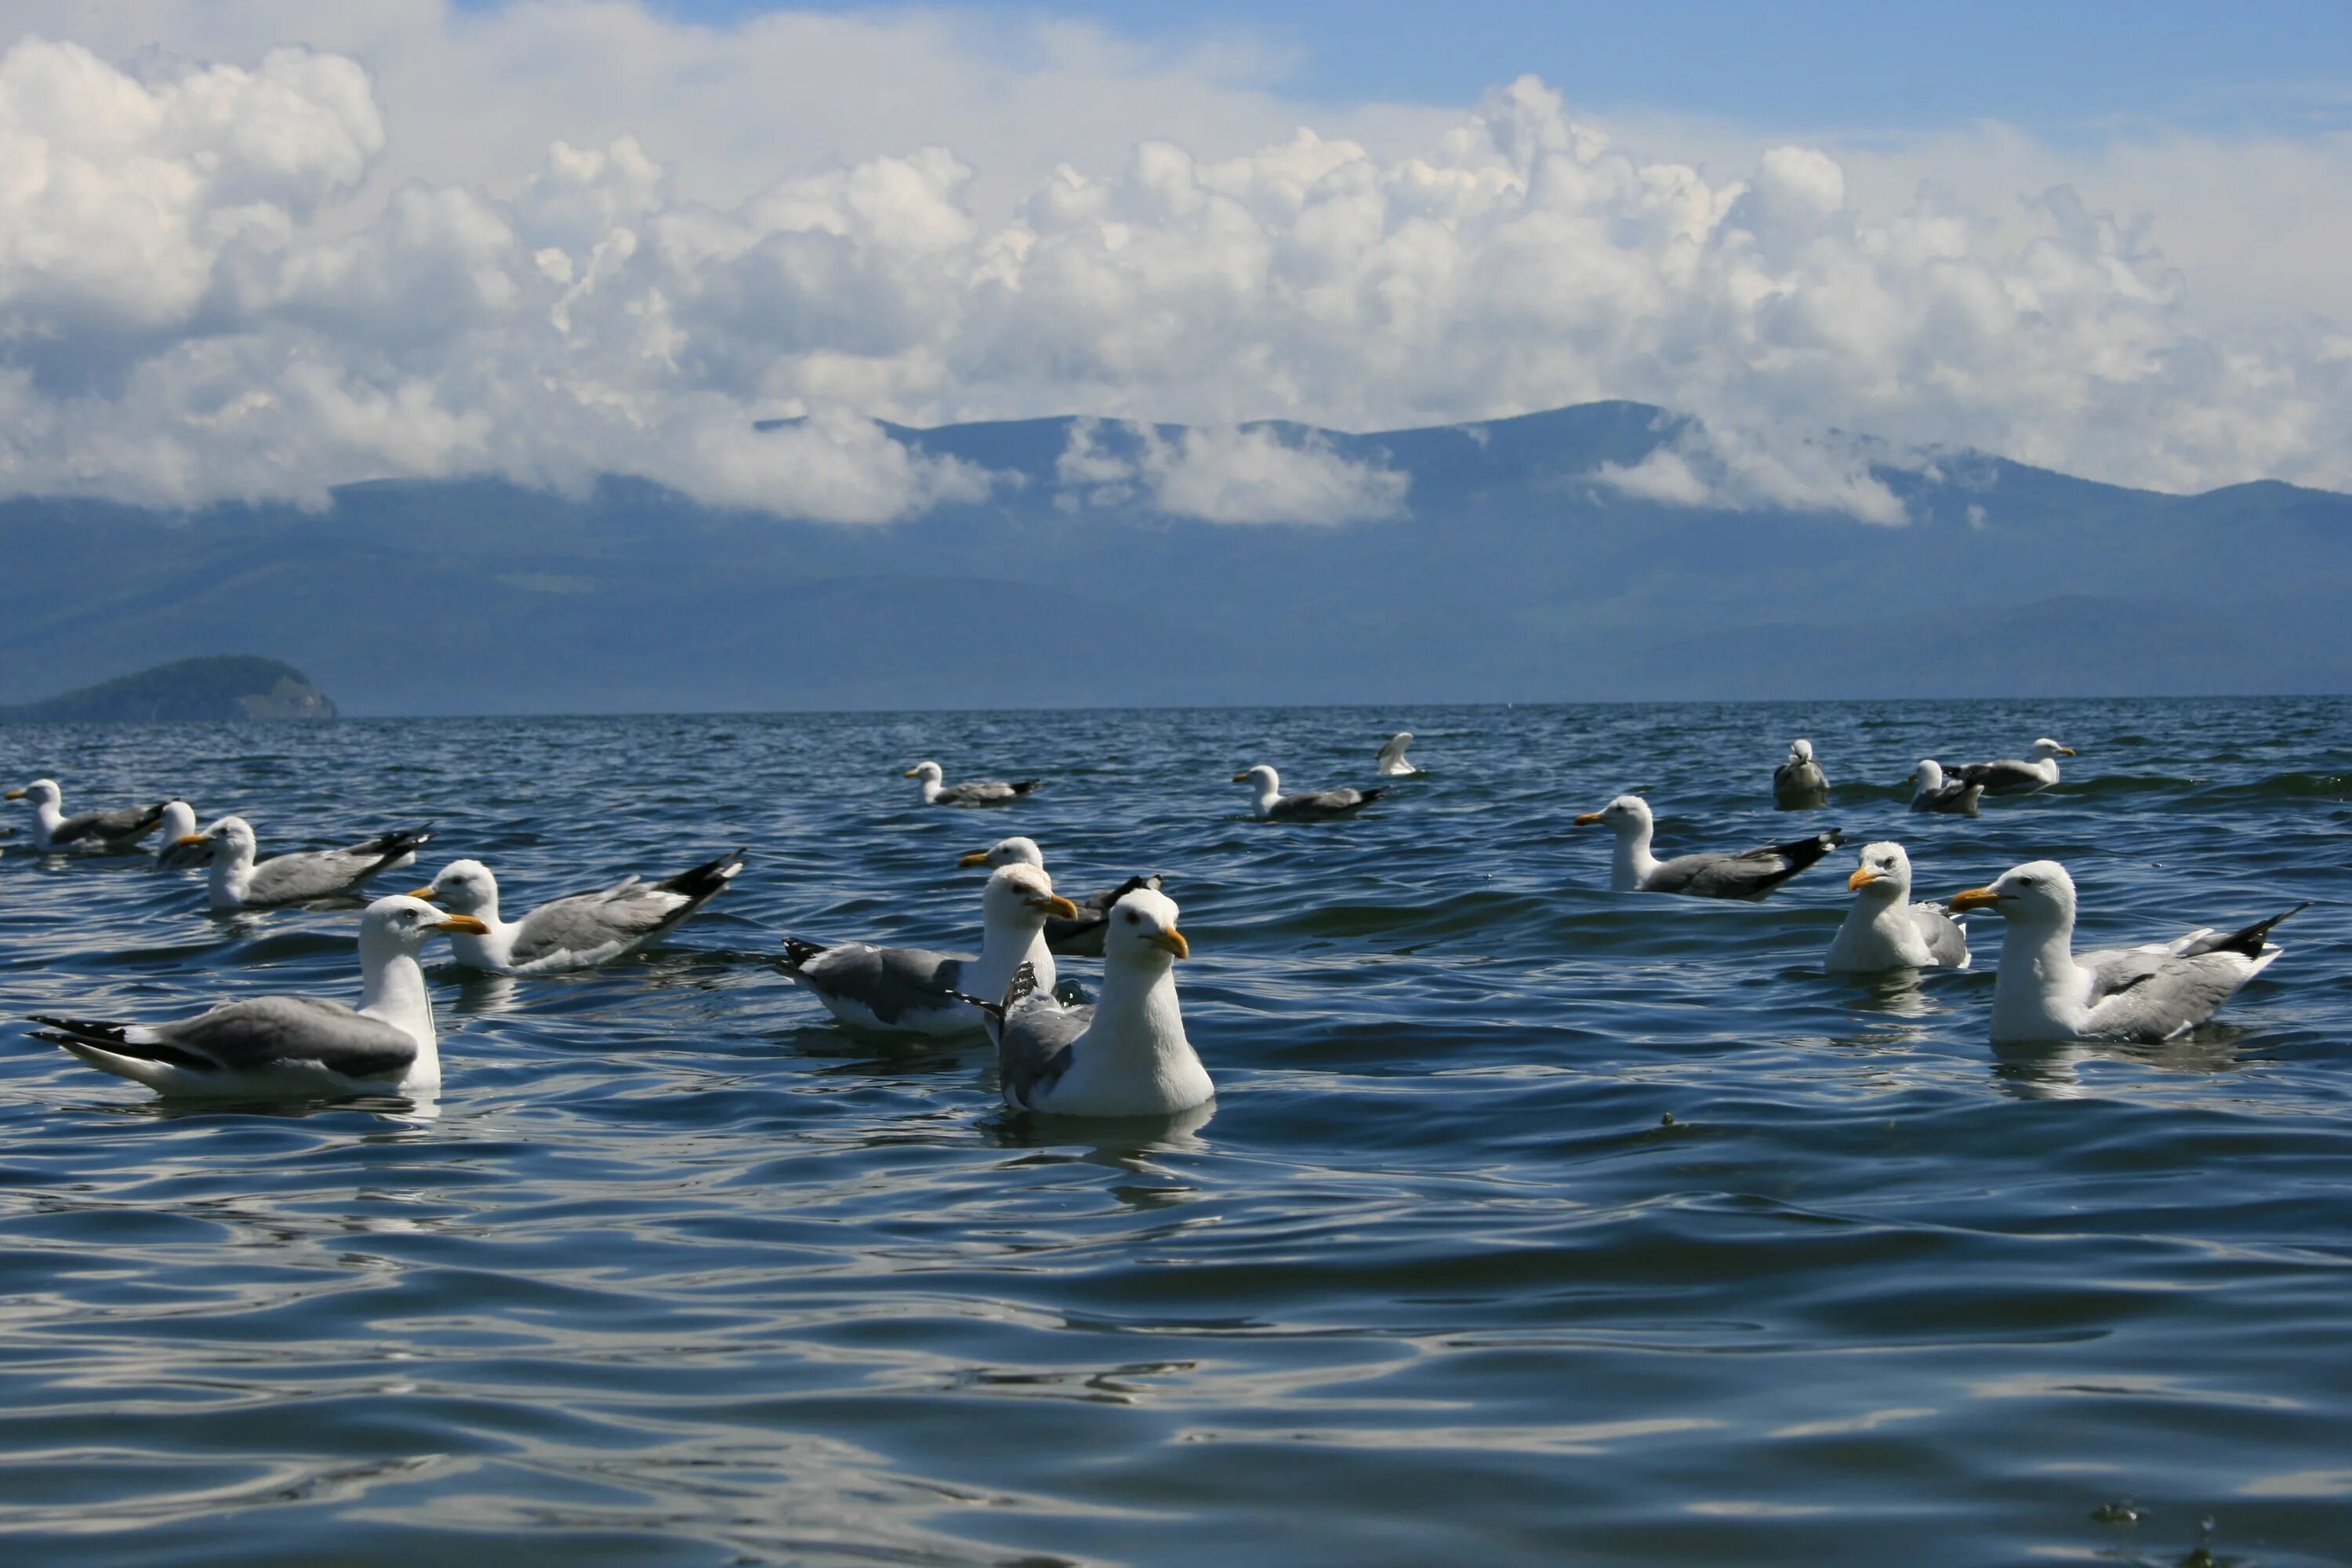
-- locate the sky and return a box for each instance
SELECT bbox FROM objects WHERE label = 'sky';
[2,0,2348,524]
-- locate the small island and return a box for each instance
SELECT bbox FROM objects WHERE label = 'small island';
[0,657,337,723]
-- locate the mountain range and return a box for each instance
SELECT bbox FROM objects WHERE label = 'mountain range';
[2,401,2344,714]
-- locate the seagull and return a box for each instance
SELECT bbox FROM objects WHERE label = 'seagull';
[1232,764,1383,822]
[1950,861,2302,1043]
[1907,760,1984,816]
[1826,842,1969,972]
[1773,739,1829,810]
[1951,739,2075,796]
[778,863,1076,1036]
[957,837,1162,957]
[1376,732,1422,776]
[962,886,1210,1117]
[1574,795,1842,899]
[905,760,1040,808]
[26,895,486,1099]
[180,815,434,910]
[5,779,174,853]
[154,800,207,869]
[411,850,746,974]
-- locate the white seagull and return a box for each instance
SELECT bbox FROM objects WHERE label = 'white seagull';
[905,760,1040,808]
[154,800,206,869]
[1951,739,2075,796]
[27,896,486,1099]
[1232,764,1383,822]
[957,837,1161,957]
[1575,795,1842,899]
[1773,739,1829,810]
[1376,732,1422,776]
[412,850,745,974]
[181,815,434,910]
[1825,842,1970,972]
[1907,760,1984,816]
[6,779,174,853]
[965,886,1210,1117]
[1950,861,2303,1043]
[778,863,1076,1036]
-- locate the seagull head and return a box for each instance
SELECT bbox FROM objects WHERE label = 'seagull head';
[408,858,498,916]
[1104,886,1189,966]
[1950,860,2077,925]
[1574,794,1651,835]
[2033,739,2077,760]
[1232,764,1279,792]
[903,761,944,784]
[1910,760,1943,789]
[5,779,60,808]
[960,836,1044,870]
[982,863,1079,929]
[184,815,257,862]
[361,894,490,955]
[1789,739,1814,764]
[1847,841,1915,901]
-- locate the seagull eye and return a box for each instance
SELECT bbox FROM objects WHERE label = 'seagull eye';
[1123,910,1139,924]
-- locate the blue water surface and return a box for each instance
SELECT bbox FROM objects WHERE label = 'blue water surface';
[0,699,2347,1566]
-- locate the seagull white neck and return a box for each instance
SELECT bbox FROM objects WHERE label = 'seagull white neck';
[1829,887,1922,967]
[205,839,257,909]
[358,944,441,1085]
[1087,959,1206,1098]
[1914,763,1944,796]
[447,906,516,969]
[971,917,1055,1000]
[1990,916,2086,1041]
[1610,820,1659,892]
[31,799,65,842]
[919,776,943,804]
[1252,782,1282,816]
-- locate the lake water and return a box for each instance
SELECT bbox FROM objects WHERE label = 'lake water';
[1,699,2347,1566]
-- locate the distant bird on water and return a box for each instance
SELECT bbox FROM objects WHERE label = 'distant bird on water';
[1376,731,1422,776]
[1773,739,1829,810]
[1951,739,2075,796]
[1233,764,1383,822]
[1907,760,1984,816]
[179,815,433,910]
[412,850,746,974]
[905,760,1039,808]
[1576,794,1842,899]
[5,779,174,854]
[1950,861,2300,1042]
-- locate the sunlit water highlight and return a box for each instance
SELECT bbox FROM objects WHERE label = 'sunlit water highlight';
[1,699,2347,1566]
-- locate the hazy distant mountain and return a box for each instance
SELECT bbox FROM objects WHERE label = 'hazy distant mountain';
[1,402,2344,714]
[0,656,335,723]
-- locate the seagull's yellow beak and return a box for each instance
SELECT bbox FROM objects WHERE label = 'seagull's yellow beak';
[406,884,441,902]
[2,789,22,800]
[1038,895,1081,919]
[1573,811,1604,826]
[1149,927,1189,959]
[1230,772,1250,783]
[1848,866,1881,891]
[957,850,989,867]
[436,914,490,935]
[2057,746,2078,757]
[902,767,921,777]
[176,833,209,848]
[1950,886,2002,912]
